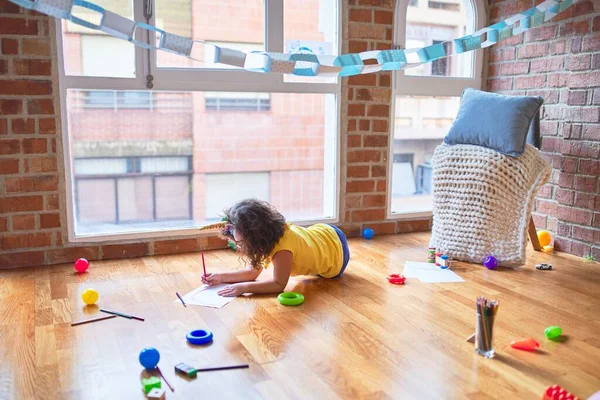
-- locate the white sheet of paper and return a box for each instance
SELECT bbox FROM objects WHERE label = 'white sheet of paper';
[403,261,465,283]
[175,285,237,308]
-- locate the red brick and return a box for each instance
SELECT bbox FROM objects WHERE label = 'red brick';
[0,139,20,155]
[39,213,60,229]
[349,9,372,23]
[0,232,51,250]
[498,35,521,47]
[550,40,567,55]
[582,34,600,52]
[565,54,591,72]
[574,192,597,209]
[536,199,558,215]
[378,73,390,88]
[14,59,51,76]
[357,0,393,8]
[0,119,6,135]
[0,251,45,269]
[0,80,52,95]
[556,221,571,237]
[0,158,19,174]
[537,184,552,199]
[514,75,545,89]
[529,58,562,74]
[348,118,357,132]
[102,243,150,259]
[489,5,500,20]
[366,104,389,117]
[349,40,369,53]
[0,59,8,75]
[351,208,385,222]
[154,238,198,255]
[27,99,54,115]
[372,119,387,132]
[371,165,386,177]
[0,195,43,213]
[22,39,50,56]
[39,118,56,135]
[347,165,370,178]
[560,157,578,173]
[554,237,572,253]
[5,176,58,193]
[347,150,381,163]
[374,10,393,24]
[579,159,600,175]
[397,219,431,233]
[574,175,597,192]
[375,180,386,191]
[567,90,587,106]
[487,78,512,91]
[568,71,600,88]
[346,180,375,193]
[582,125,600,140]
[556,188,574,205]
[572,226,599,243]
[12,214,35,230]
[348,23,386,40]
[532,213,547,229]
[363,194,386,207]
[525,25,557,42]
[562,140,600,158]
[595,213,600,228]
[1,38,18,55]
[518,43,549,59]
[22,138,47,153]
[557,205,593,225]
[571,36,582,53]
[500,61,529,75]
[26,156,57,173]
[46,247,101,265]
[564,108,599,123]
[556,171,574,188]
[359,119,370,131]
[573,0,594,17]
[570,241,591,258]
[488,64,500,78]
[540,121,558,136]
[0,99,22,114]
[11,118,35,134]
[559,20,591,37]
[200,235,229,251]
[356,88,372,101]
[348,134,362,148]
[541,136,560,152]
[348,74,376,86]
[0,1,22,13]
[594,16,600,32]
[0,17,38,35]
[45,194,59,210]
[363,135,388,147]
[348,104,365,116]
[367,222,396,234]
[489,48,515,62]
[345,195,362,211]
[0,217,6,232]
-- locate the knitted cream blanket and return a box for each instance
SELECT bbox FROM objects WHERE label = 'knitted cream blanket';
[429,143,551,267]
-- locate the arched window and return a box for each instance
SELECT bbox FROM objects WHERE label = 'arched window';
[389,0,485,216]
[58,0,340,241]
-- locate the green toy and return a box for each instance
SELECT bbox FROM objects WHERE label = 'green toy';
[142,376,161,394]
[544,325,562,340]
[228,241,236,250]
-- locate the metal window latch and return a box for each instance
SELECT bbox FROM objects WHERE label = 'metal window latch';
[143,0,153,20]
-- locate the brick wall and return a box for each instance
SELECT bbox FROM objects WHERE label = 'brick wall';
[0,0,431,269]
[487,0,600,259]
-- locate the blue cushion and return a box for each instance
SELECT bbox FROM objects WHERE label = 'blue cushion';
[444,88,543,156]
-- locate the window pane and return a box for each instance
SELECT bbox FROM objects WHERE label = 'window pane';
[284,0,338,83]
[390,95,459,214]
[62,1,136,78]
[405,0,472,78]
[66,89,336,236]
[154,0,264,68]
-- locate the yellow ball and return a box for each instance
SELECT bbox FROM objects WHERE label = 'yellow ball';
[537,230,552,247]
[81,288,99,305]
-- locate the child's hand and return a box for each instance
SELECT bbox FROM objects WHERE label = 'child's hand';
[202,273,222,286]
[217,283,247,297]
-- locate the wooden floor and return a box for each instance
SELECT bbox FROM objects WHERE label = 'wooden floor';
[1,233,600,400]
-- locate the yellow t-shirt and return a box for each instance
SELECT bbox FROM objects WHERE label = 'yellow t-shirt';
[265,223,343,278]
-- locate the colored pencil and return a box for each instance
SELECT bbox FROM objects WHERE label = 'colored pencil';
[195,364,249,373]
[201,251,207,278]
[176,292,186,307]
[71,315,116,326]
[100,308,145,321]
[156,366,174,392]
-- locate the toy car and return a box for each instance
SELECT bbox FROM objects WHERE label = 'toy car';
[535,263,552,270]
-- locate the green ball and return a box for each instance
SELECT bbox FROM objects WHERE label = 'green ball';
[544,325,562,340]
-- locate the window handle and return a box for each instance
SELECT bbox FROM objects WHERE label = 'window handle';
[143,0,153,20]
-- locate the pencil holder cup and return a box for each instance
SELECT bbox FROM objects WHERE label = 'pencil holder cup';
[475,312,495,358]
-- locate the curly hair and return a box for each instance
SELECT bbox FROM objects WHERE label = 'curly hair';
[222,199,287,269]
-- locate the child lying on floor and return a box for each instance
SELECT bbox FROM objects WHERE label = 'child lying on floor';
[201,198,350,296]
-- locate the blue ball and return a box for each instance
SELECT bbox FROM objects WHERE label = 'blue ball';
[139,347,160,369]
[363,228,374,240]
[483,256,498,270]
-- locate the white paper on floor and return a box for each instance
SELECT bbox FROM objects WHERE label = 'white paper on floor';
[403,261,465,283]
[175,284,237,308]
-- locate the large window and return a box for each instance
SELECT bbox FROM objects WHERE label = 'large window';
[389,0,484,216]
[58,0,340,241]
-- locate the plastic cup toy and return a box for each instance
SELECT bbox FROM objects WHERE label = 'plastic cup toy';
[278,292,305,306]
[74,258,89,273]
[362,228,374,240]
[81,288,99,305]
[139,347,160,369]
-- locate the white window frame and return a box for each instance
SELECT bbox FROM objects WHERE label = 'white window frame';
[56,0,341,243]
[387,0,485,220]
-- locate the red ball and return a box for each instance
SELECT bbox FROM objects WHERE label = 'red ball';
[74,258,89,273]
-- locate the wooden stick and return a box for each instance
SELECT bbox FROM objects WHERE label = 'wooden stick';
[201,251,207,278]
[71,315,116,326]
[100,308,145,321]
[529,217,542,251]
[176,292,187,307]
[156,366,174,392]
[196,364,249,373]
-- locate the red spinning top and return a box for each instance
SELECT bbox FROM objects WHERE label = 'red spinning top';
[387,274,406,285]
